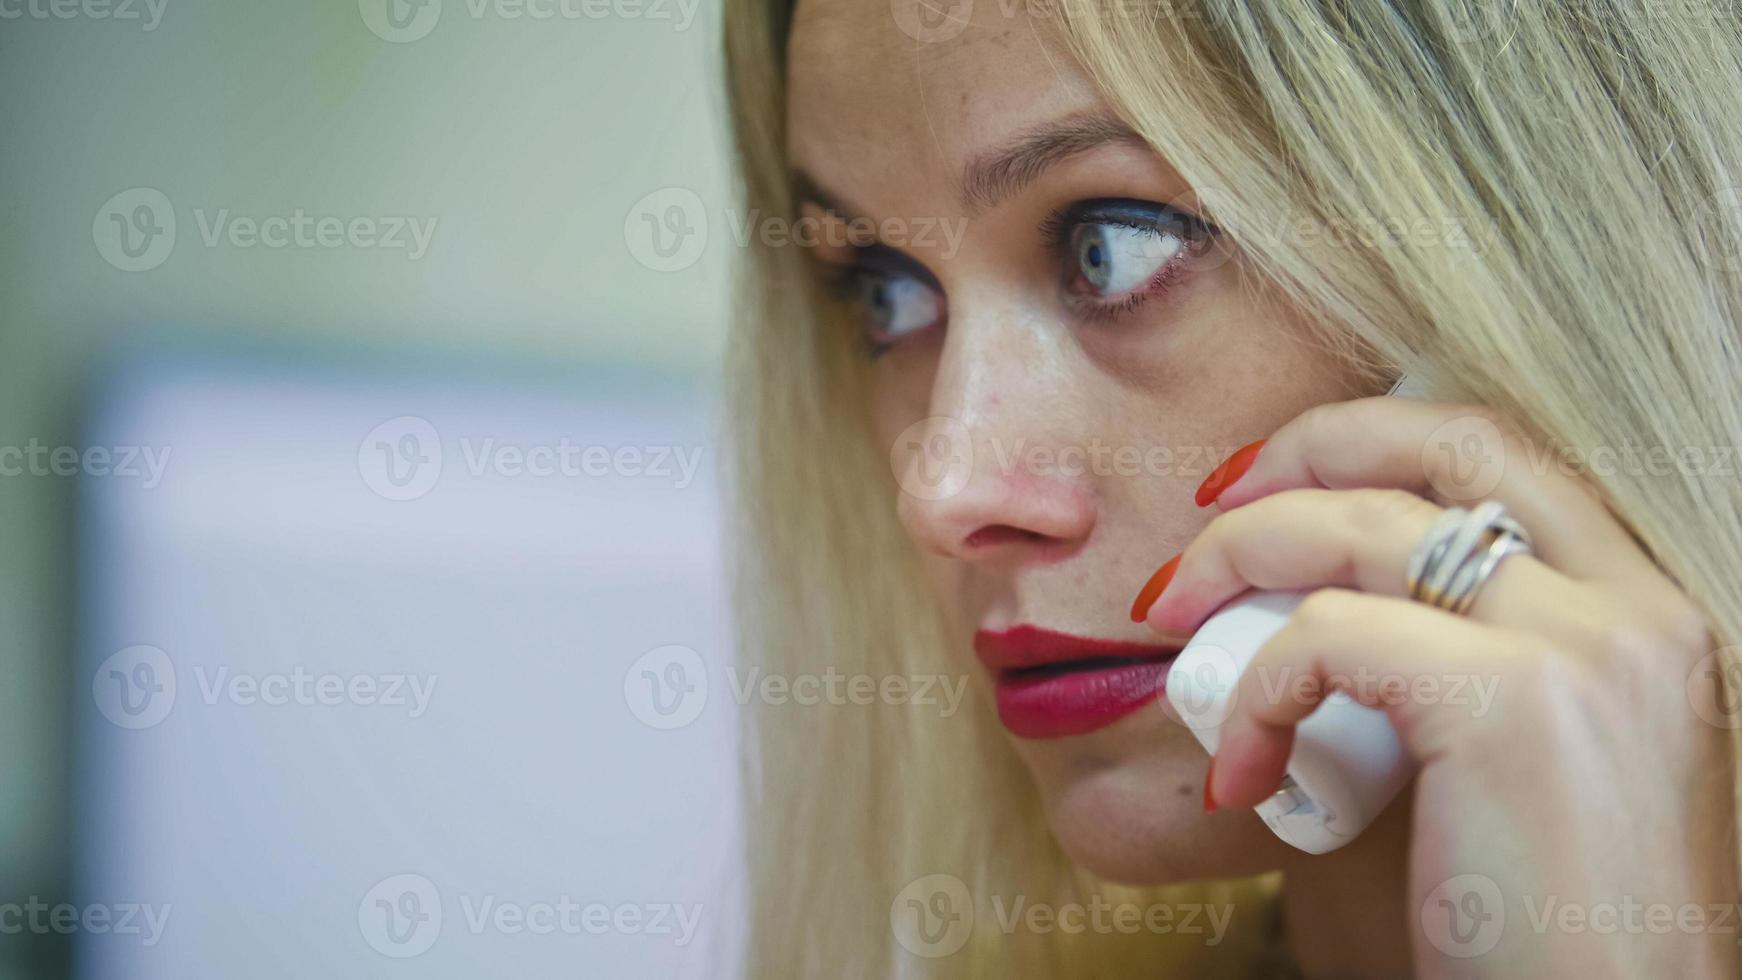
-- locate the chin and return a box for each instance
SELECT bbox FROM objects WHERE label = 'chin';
[1023,729,1288,885]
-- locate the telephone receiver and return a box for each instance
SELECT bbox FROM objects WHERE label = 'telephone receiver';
[1163,373,1425,854]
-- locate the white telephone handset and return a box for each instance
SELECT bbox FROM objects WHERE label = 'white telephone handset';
[1164,374,1425,853]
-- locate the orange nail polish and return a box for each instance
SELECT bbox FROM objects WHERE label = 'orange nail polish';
[1203,757,1218,813]
[1129,553,1181,623]
[1195,438,1266,508]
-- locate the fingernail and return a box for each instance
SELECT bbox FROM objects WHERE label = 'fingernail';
[1195,438,1266,507]
[1203,757,1218,813]
[1129,553,1181,623]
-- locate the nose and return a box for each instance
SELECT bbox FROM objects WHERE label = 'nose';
[894,313,1098,562]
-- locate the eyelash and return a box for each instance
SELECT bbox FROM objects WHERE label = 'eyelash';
[1038,199,1214,324]
[821,261,941,359]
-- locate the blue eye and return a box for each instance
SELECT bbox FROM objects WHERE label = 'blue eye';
[1072,221,1186,297]
[1045,199,1215,321]
[856,269,942,346]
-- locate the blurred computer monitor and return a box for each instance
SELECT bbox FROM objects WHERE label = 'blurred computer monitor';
[71,348,739,978]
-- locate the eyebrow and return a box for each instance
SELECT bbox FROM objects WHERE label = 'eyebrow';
[959,112,1147,214]
[790,111,1148,223]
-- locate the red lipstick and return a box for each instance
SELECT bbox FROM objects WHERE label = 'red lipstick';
[973,626,1180,739]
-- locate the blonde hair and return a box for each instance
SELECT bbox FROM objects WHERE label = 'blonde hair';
[722,1,1742,975]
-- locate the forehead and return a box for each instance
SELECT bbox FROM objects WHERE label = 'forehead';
[786,0,1106,215]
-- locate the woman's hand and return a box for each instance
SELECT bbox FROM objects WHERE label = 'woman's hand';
[1137,396,1738,978]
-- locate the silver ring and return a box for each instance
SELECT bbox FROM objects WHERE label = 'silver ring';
[1407,500,1533,614]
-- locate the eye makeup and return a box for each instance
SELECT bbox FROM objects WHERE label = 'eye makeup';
[1040,197,1219,324]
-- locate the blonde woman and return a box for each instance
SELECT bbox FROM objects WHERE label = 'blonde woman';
[722,0,1742,975]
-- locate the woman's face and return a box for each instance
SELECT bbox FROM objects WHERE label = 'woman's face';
[786,0,1378,883]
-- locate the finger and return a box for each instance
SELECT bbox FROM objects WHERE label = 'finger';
[1207,588,1529,809]
[1143,486,1603,645]
[1205,396,1670,598]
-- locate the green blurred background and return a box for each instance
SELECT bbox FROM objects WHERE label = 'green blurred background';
[0,3,731,974]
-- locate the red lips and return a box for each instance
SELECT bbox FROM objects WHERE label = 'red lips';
[973,625,1180,739]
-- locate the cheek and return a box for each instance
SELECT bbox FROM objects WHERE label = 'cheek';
[867,340,944,452]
